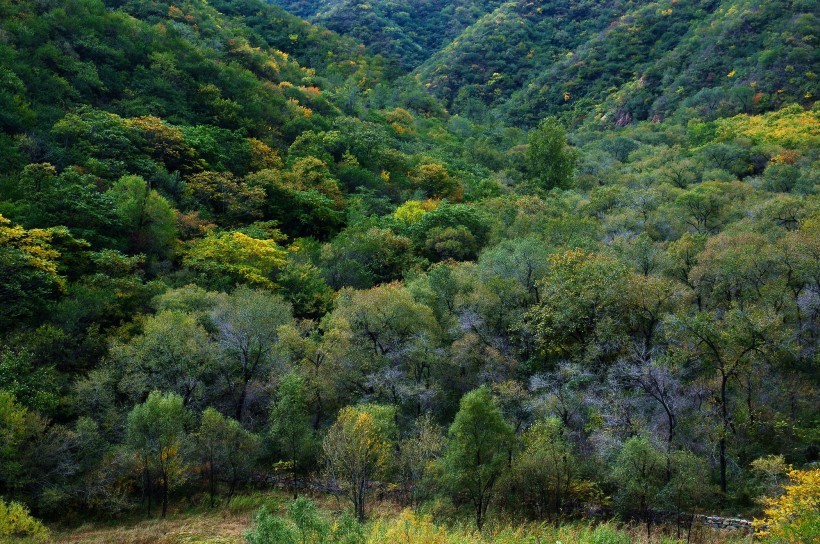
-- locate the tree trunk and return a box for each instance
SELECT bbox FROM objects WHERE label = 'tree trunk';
[144,465,152,516]
[719,373,729,495]
[719,436,727,495]
[209,458,216,508]
[291,449,298,500]
[161,472,169,518]
[235,380,248,422]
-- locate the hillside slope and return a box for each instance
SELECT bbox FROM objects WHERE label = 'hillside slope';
[270,0,817,126]
[499,0,819,125]
[414,0,630,119]
[270,0,506,69]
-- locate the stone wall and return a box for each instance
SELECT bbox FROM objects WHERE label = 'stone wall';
[693,514,757,533]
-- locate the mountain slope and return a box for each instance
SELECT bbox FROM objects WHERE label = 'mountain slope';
[499,0,819,126]
[0,0,377,144]
[270,0,507,69]
[414,0,630,119]
[270,0,817,125]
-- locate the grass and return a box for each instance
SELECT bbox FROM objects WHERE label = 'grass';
[52,492,754,544]
[51,492,286,544]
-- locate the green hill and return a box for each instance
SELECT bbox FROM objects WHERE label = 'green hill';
[271,0,817,125]
[499,0,819,126]
[271,0,506,69]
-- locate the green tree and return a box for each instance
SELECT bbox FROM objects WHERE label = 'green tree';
[212,288,293,424]
[0,347,58,413]
[398,414,444,507]
[111,310,214,407]
[0,214,65,331]
[108,175,177,260]
[660,450,713,538]
[667,308,777,495]
[510,417,576,521]
[186,171,265,226]
[526,117,577,191]
[0,392,42,497]
[411,163,463,201]
[195,407,258,506]
[443,387,514,529]
[611,436,666,534]
[524,249,632,365]
[126,391,190,518]
[271,372,315,499]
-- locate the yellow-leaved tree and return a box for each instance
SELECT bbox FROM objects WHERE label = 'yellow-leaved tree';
[322,404,395,521]
[754,467,820,543]
[183,227,290,290]
[0,213,65,329]
[0,499,50,543]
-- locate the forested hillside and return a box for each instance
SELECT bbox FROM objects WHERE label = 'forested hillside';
[0,1,818,543]
[424,0,818,124]
[274,0,818,125]
[271,0,507,69]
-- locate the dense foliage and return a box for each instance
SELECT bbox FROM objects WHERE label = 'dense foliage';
[0,0,817,541]
[275,0,818,125]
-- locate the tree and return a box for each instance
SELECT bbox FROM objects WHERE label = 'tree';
[673,182,730,234]
[323,404,396,521]
[271,372,315,498]
[755,467,820,543]
[660,450,713,539]
[0,214,65,331]
[526,117,577,191]
[442,387,514,529]
[611,436,666,535]
[511,417,576,521]
[0,391,43,497]
[183,227,290,291]
[0,498,50,544]
[108,175,177,260]
[411,163,463,201]
[667,308,777,495]
[248,166,345,240]
[613,354,691,459]
[478,236,551,304]
[398,414,444,507]
[212,288,293,424]
[0,347,58,414]
[279,320,348,431]
[186,171,265,226]
[111,310,214,407]
[524,249,632,365]
[126,391,190,518]
[320,227,413,289]
[328,284,442,412]
[195,407,259,506]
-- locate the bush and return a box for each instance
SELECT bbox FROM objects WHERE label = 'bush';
[0,499,50,544]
